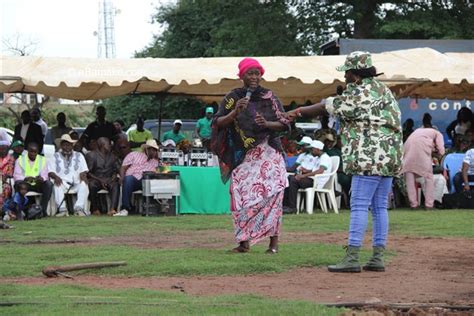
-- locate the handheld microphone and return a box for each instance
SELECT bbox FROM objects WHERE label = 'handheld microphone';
[336,85,344,96]
[245,88,254,99]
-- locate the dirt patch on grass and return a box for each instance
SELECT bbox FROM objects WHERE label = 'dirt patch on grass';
[2,230,342,249]
[2,233,473,307]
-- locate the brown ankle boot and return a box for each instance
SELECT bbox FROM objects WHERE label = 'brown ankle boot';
[232,241,250,253]
[266,236,278,254]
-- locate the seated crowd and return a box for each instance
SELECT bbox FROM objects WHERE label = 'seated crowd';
[1,105,474,221]
[282,106,474,211]
[281,117,350,212]
[0,106,204,221]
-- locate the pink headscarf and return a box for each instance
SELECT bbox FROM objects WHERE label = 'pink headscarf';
[237,57,265,79]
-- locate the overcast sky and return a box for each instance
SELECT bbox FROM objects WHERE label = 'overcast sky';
[1,0,172,58]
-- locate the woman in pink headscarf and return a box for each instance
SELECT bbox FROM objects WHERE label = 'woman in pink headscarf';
[212,58,290,254]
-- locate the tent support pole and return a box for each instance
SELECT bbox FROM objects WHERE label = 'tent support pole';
[157,95,163,141]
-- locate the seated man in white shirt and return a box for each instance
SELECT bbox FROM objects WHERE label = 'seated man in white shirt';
[286,136,312,172]
[284,140,332,213]
[453,148,474,193]
[48,134,89,216]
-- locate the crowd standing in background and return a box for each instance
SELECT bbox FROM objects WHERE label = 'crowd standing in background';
[50,112,72,149]
[128,117,153,151]
[162,119,186,145]
[13,110,44,153]
[195,107,214,150]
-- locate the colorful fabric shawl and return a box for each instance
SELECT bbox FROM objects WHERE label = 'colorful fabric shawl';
[211,86,289,183]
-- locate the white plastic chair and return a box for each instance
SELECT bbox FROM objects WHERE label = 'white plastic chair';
[296,156,340,214]
[89,189,113,213]
[132,190,143,213]
[25,191,42,205]
[68,188,90,214]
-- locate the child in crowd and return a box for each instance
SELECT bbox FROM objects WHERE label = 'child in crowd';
[10,140,25,160]
[2,181,29,221]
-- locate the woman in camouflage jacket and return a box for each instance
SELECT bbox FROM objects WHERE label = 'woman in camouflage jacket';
[287,51,403,273]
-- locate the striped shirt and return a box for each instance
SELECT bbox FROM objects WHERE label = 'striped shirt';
[122,151,159,180]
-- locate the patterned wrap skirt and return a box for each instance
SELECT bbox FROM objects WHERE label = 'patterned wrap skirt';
[230,140,288,245]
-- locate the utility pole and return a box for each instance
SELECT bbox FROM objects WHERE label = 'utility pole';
[96,0,118,58]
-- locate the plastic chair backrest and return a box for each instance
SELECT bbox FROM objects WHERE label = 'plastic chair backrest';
[319,156,340,190]
[442,153,465,193]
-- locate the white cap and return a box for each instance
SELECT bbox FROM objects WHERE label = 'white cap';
[308,140,324,150]
[297,136,312,145]
[161,139,176,147]
[173,119,183,125]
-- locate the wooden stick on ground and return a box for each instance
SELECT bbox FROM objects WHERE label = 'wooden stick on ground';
[42,261,127,278]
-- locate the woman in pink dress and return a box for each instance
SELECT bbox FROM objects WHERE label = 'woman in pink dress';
[402,114,445,209]
[212,58,290,254]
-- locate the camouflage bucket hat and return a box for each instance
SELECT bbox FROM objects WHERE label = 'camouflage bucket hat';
[336,51,373,72]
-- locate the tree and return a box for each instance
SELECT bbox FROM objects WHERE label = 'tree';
[138,0,303,58]
[117,0,304,122]
[2,33,38,56]
[2,33,49,123]
[293,0,474,54]
[293,0,382,54]
[377,1,474,39]
[102,95,210,127]
[106,0,474,116]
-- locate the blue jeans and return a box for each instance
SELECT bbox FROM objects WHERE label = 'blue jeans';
[349,175,393,247]
[121,175,142,211]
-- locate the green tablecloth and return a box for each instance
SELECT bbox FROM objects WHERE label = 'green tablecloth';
[170,166,230,214]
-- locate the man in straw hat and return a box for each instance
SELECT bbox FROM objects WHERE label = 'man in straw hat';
[116,139,160,217]
[48,134,90,216]
[287,51,403,273]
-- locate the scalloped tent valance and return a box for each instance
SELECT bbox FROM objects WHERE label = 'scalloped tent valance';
[1,48,473,104]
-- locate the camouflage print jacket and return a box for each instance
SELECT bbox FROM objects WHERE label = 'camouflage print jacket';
[325,78,403,177]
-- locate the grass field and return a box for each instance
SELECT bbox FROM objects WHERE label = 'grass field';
[0,284,343,316]
[0,209,472,315]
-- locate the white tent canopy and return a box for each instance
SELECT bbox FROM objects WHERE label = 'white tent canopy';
[1,48,472,104]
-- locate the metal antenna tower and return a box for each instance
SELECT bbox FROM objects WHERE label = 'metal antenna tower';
[97,0,117,58]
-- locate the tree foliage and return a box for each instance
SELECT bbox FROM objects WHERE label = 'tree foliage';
[293,0,473,54]
[138,0,302,58]
[377,1,474,39]
[112,0,303,121]
[102,95,209,127]
[104,0,473,118]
